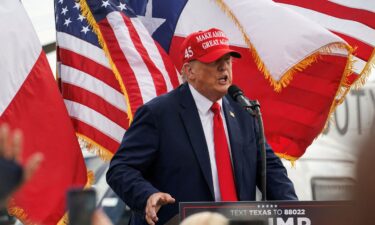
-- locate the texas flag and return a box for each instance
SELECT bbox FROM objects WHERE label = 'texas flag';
[0,1,88,224]
[128,0,359,160]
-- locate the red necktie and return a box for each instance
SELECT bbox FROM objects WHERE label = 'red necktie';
[211,102,238,201]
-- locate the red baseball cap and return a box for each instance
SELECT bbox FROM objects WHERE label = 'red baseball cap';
[180,28,241,64]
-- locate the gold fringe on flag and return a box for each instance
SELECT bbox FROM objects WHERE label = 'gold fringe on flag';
[353,49,375,89]
[283,52,355,161]
[275,153,297,167]
[213,0,365,162]
[7,205,38,225]
[214,0,355,92]
[78,0,134,124]
[76,133,114,161]
[8,170,95,225]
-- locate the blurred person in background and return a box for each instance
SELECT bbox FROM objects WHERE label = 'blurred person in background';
[180,212,265,225]
[180,212,228,225]
[0,123,43,224]
[0,124,113,225]
[0,123,43,209]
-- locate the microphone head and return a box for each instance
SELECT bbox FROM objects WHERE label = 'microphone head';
[228,85,243,99]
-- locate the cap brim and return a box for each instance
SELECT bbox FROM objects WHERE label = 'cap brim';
[197,48,241,63]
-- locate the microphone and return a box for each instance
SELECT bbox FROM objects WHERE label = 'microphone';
[228,85,259,113]
[228,84,267,200]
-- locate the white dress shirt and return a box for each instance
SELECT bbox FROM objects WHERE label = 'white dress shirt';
[189,84,232,201]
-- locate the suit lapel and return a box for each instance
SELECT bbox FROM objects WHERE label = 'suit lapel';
[178,84,215,198]
[223,96,244,197]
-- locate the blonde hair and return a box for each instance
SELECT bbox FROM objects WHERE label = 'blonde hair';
[180,212,229,225]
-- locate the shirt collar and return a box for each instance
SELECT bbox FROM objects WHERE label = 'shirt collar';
[188,83,223,115]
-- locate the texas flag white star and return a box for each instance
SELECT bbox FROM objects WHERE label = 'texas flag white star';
[137,0,165,35]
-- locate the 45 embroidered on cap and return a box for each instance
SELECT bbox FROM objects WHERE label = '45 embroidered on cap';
[180,28,241,64]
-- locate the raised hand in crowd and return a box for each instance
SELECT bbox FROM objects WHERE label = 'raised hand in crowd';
[0,123,43,208]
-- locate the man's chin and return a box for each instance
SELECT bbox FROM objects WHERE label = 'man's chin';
[219,83,231,92]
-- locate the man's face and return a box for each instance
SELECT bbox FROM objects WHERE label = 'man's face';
[186,54,233,102]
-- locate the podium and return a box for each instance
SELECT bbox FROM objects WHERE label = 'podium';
[176,201,355,225]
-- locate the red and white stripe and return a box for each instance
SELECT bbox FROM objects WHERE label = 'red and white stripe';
[97,12,179,115]
[274,0,375,75]
[57,31,129,154]
[0,1,87,224]
[57,8,179,156]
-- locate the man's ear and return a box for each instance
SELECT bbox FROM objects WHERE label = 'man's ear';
[181,62,194,80]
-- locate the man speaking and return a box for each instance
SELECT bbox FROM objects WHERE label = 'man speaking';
[106,28,297,225]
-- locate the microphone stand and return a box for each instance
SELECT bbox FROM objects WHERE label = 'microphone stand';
[244,100,267,201]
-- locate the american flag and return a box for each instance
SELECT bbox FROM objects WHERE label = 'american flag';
[55,0,179,158]
[274,0,375,83]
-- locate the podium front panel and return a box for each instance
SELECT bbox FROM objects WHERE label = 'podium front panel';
[180,201,355,225]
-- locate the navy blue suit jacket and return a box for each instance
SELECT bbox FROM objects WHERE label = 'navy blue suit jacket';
[107,83,297,225]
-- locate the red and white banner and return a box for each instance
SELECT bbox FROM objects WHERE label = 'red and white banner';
[0,1,88,224]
